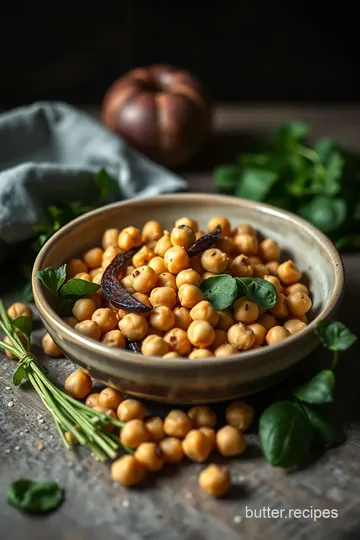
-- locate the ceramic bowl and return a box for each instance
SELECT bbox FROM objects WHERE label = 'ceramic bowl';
[32,193,344,404]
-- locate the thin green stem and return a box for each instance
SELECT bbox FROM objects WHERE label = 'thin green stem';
[331,350,339,370]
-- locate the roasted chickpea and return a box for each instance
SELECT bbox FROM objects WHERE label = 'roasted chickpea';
[135,442,164,471]
[216,310,234,331]
[82,247,103,269]
[216,425,246,457]
[207,217,230,237]
[235,223,256,236]
[188,348,214,359]
[89,293,102,309]
[159,437,184,463]
[287,313,308,323]
[120,419,150,449]
[7,302,33,321]
[118,313,148,341]
[201,249,228,274]
[74,271,91,281]
[164,246,190,274]
[247,323,266,346]
[199,465,231,497]
[227,323,255,350]
[64,369,92,399]
[284,319,307,335]
[212,329,227,349]
[117,399,146,422]
[259,239,280,262]
[102,228,120,250]
[118,226,142,250]
[266,325,290,345]
[102,245,120,264]
[216,236,235,255]
[67,258,88,278]
[230,254,254,277]
[42,333,62,358]
[150,286,177,309]
[173,306,192,331]
[141,335,169,356]
[196,230,206,239]
[187,320,215,349]
[92,272,104,286]
[163,410,192,438]
[266,261,280,275]
[72,298,97,322]
[132,293,152,314]
[285,283,309,296]
[132,246,155,268]
[188,406,216,428]
[277,260,301,285]
[257,313,277,331]
[264,274,281,293]
[98,387,123,410]
[214,344,238,357]
[175,217,198,233]
[120,274,134,291]
[150,306,175,332]
[270,293,289,319]
[63,316,79,328]
[91,308,118,334]
[154,233,173,257]
[199,427,217,451]
[248,256,262,266]
[85,392,100,408]
[163,351,181,358]
[164,328,192,356]
[142,220,163,243]
[145,417,165,442]
[182,430,212,462]
[233,297,259,324]
[131,266,157,294]
[178,284,204,308]
[65,431,78,444]
[253,264,268,278]
[201,272,216,280]
[190,301,219,327]
[74,320,102,340]
[176,269,201,289]
[156,272,177,290]
[287,292,312,316]
[233,234,259,255]
[170,225,196,249]
[226,401,254,431]
[148,256,167,275]
[111,455,145,486]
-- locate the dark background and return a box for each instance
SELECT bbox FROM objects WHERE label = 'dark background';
[0,1,359,108]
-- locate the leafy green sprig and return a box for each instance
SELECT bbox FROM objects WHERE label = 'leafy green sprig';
[6,479,63,514]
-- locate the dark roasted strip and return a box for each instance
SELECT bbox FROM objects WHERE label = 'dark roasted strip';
[187,225,222,258]
[127,340,141,354]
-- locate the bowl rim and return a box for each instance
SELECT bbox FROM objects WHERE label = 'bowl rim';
[32,192,344,370]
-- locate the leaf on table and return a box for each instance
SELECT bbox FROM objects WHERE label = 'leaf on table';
[6,479,63,513]
[235,168,278,201]
[200,274,238,310]
[293,370,335,404]
[13,365,28,386]
[299,195,347,233]
[315,320,357,351]
[302,404,346,449]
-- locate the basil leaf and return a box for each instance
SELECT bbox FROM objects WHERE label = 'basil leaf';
[94,168,119,203]
[60,278,99,297]
[314,137,335,162]
[235,169,278,201]
[214,165,242,192]
[13,365,28,386]
[12,316,32,339]
[35,265,67,299]
[315,320,357,351]
[235,277,277,309]
[259,401,312,468]
[200,275,238,310]
[6,479,63,513]
[299,196,347,233]
[293,370,335,404]
[302,404,346,449]
[275,121,309,151]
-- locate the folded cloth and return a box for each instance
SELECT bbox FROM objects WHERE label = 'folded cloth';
[0,101,188,262]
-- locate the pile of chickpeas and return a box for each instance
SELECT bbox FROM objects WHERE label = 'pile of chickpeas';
[63,368,255,496]
[60,215,312,358]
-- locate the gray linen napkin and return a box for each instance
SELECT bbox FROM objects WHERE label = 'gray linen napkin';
[0,101,188,261]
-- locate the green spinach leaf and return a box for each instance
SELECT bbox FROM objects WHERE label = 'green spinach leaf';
[235,277,277,309]
[199,274,238,310]
[6,479,63,513]
[35,265,67,300]
[293,370,335,404]
[60,278,99,297]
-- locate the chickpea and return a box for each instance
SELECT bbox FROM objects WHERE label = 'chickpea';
[248,256,262,266]
[118,226,142,250]
[149,287,176,309]
[188,406,216,428]
[170,225,196,249]
[266,261,279,275]
[266,325,290,345]
[132,246,155,268]
[187,320,215,349]
[74,272,91,282]
[199,427,217,451]
[287,313,308,323]
[189,348,214,359]
[225,401,254,431]
[72,298,96,322]
[215,236,234,256]
[164,328,192,356]
[259,238,280,262]
[142,220,163,243]
[102,245,120,263]
[132,293,152,315]
[74,320,101,341]
[163,246,190,275]
[287,292,312,316]
[156,272,177,290]
[284,319,307,335]
[163,351,180,358]
[67,258,88,278]
[121,274,134,291]
[42,333,62,357]
[230,254,254,278]
[89,293,102,309]
[277,260,301,285]
[92,272,103,286]
[178,284,204,308]
[117,399,146,422]
[199,465,231,497]
[85,392,100,408]
[253,264,268,278]
[135,442,164,471]
[212,329,227,349]
[182,429,212,462]
[7,302,33,321]
[270,293,289,319]
[190,301,219,327]
[175,216,198,232]
[206,216,230,237]
[216,425,246,457]
[176,269,201,289]
[141,335,169,356]
[102,228,120,250]
[65,431,78,444]
[202,272,216,280]
[173,306,192,331]
[196,230,206,239]
[257,313,277,331]
[83,247,103,269]
[98,387,123,409]
[247,323,266,346]
[118,313,148,341]
[285,283,309,296]
[154,233,173,257]
[235,223,256,236]
[159,437,184,463]
[145,416,165,442]
[164,409,192,438]
[132,266,157,294]
[64,369,92,399]
[227,323,255,350]
[214,344,238,357]
[190,255,203,274]
[216,310,234,331]
[233,234,259,255]
[117,309,128,321]
[111,455,145,487]
[91,308,118,334]
[63,316,79,328]
[148,256,167,275]
[264,274,281,293]
[120,419,150,449]
[233,297,259,324]
[201,249,228,274]
[150,306,175,332]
